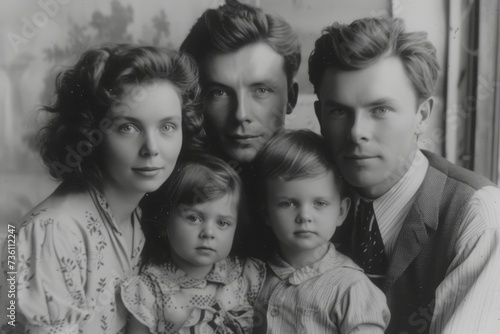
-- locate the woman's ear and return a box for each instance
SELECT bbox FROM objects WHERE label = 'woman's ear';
[336,197,351,227]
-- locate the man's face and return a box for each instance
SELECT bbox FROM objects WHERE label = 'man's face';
[201,42,296,164]
[315,57,431,199]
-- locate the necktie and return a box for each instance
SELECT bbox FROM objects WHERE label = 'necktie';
[352,199,387,289]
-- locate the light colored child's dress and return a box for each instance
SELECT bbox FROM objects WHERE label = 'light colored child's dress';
[121,257,265,334]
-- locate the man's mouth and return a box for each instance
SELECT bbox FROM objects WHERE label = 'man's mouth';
[227,134,260,140]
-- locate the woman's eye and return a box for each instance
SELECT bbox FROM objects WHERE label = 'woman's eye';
[161,123,176,132]
[119,124,139,133]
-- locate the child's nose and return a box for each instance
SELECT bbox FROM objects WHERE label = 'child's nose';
[295,207,313,224]
[200,223,215,239]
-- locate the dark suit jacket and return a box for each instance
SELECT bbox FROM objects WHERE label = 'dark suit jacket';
[334,150,494,334]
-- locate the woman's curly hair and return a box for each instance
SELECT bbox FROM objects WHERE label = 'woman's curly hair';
[38,44,203,190]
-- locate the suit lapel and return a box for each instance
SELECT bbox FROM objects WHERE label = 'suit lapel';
[384,165,446,290]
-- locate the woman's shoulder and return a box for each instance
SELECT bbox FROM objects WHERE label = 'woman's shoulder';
[18,184,93,230]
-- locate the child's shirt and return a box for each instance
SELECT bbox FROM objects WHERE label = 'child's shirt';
[121,256,265,334]
[253,243,390,334]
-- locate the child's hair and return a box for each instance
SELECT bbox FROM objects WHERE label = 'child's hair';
[140,154,247,267]
[38,44,202,190]
[256,129,346,198]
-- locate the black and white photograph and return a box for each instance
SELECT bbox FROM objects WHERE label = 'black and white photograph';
[1,0,499,333]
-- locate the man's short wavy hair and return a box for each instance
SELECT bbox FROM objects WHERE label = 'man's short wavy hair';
[38,44,202,190]
[308,16,439,101]
[180,0,301,86]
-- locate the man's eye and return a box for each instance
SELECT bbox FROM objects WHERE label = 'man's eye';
[118,124,139,133]
[211,89,228,97]
[372,107,391,115]
[329,109,347,117]
[254,87,271,96]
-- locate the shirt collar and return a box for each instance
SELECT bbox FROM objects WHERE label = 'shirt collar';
[374,150,428,221]
[268,244,359,285]
[357,150,428,254]
[89,187,142,235]
[150,257,245,289]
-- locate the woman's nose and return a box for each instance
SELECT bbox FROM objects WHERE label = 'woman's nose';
[140,131,159,157]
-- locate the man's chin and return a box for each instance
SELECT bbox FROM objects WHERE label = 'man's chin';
[226,148,259,165]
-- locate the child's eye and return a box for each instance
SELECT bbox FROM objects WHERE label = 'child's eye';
[314,201,329,208]
[187,215,201,223]
[216,220,232,229]
[278,201,294,208]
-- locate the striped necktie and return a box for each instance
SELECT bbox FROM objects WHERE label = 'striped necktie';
[352,199,387,289]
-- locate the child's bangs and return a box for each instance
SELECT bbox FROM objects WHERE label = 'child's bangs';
[175,163,237,207]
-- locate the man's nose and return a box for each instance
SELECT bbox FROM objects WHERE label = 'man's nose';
[350,112,370,143]
[234,92,252,123]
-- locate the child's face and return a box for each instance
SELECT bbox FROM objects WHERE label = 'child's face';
[265,171,350,257]
[101,81,183,197]
[167,194,238,277]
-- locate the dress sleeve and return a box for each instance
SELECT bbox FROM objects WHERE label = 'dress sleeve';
[224,257,266,333]
[17,215,89,334]
[242,257,266,306]
[120,274,159,333]
[333,278,390,334]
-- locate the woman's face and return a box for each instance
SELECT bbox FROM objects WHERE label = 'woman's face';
[100,81,183,196]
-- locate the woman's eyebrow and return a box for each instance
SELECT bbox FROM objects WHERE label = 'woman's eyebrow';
[109,115,181,122]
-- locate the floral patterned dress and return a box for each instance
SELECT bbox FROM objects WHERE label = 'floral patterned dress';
[17,184,145,334]
[121,257,266,334]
